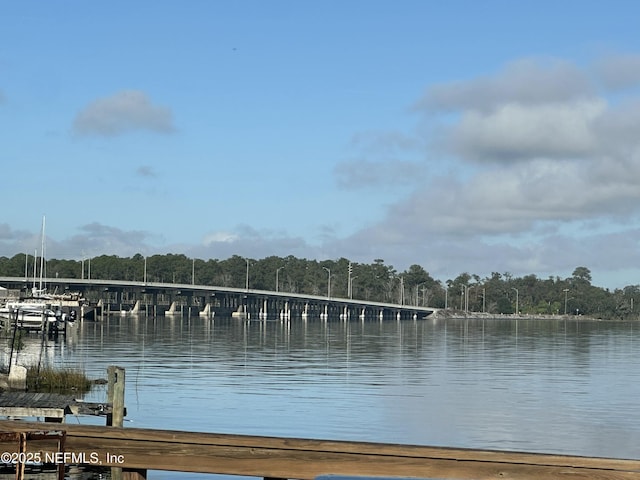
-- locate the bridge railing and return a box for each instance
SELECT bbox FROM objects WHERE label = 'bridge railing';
[0,276,438,313]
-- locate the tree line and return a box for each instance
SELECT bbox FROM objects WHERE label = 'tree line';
[0,253,637,320]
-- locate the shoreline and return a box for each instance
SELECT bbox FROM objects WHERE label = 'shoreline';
[430,309,624,322]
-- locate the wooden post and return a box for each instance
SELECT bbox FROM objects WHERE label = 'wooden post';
[107,366,132,480]
[107,366,125,427]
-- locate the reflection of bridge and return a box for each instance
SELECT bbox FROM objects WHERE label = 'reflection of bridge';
[0,277,436,321]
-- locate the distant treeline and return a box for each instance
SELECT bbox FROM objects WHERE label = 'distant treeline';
[0,253,637,319]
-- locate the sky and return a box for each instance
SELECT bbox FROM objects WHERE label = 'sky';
[2,1,640,289]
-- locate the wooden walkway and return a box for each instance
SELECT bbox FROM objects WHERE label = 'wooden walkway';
[0,419,639,480]
[0,392,111,421]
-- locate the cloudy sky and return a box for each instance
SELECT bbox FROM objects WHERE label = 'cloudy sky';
[2,1,640,288]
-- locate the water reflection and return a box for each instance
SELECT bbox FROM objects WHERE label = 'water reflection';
[16,316,640,464]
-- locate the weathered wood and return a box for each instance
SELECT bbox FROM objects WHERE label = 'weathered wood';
[0,392,112,420]
[106,366,126,480]
[0,420,639,480]
[106,365,125,428]
[122,468,147,480]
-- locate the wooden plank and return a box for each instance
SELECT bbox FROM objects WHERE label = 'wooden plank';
[0,420,639,480]
[0,407,65,418]
[0,392,112,418]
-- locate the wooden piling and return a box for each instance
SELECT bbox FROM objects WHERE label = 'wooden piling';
[107,366,130,480]
[106,366,125,428]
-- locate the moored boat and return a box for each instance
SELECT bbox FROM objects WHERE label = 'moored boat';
[0,292,80,332]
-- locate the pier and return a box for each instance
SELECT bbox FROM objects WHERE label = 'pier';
[0,392,112,422]
[0,277,436,321]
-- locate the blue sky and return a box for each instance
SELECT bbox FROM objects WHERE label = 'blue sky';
[3,1,640,289]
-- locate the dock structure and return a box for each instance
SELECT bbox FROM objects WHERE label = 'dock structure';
[0,276,437,321]
[0,392,112,422]
[0,367,638,479]
[0,419,639,480]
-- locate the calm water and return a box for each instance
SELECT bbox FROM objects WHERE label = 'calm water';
[11,315,640,478]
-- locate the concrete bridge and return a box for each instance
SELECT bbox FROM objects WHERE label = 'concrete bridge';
[0,276,436,321]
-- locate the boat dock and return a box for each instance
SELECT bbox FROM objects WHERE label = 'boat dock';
[0,392,112,422]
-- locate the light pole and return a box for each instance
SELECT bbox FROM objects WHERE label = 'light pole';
[245,258,251,291]
[192,258,195,285]
[512,287,519,315]
[276,266,285,292]
[416,283,425,306]
[322,267,331,298]
[349,276,358,299]
[461,285,471,312]
[563,288,570,315]
[482,287,486,313]
[144,256,147,284]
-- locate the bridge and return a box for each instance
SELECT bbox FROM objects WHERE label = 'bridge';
[0,276,436,321]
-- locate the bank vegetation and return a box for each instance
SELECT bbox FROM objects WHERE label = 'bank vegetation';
[0,254,637,320]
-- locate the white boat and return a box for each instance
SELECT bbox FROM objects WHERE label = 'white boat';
[0,289,81,331]
[0,217,79,332]
[0,299,61,331]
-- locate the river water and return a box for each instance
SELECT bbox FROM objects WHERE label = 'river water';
[11,315,640,478]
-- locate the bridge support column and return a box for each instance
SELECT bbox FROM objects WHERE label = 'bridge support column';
[131,300,141,314]
[166,301,179,315]
[259,298,269,320]
[302,303,309,321]
[321,304,328,321]
[280,301,290,321]
[232,304,248,320]
[199,303,214,319]
[360,307,366,321]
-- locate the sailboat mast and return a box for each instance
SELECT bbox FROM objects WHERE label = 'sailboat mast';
[39,216,46,293]
[32,249,37,291]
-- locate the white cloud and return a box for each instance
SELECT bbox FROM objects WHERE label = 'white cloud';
[331,54,640,283]
[334,159,426,189]
[594,53,640,90]
[73,90,175,136]
[194,225,313,261]
[416,58,592,113]
[448,100,605,162]
[202,231,239,245]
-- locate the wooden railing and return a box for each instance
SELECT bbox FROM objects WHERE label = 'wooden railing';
[1,420,640,480]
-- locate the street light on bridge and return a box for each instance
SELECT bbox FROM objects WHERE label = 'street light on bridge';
[245,258,251,291]
[322,267,331,298]
[276,266,285,292]
[349,276,358,300]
